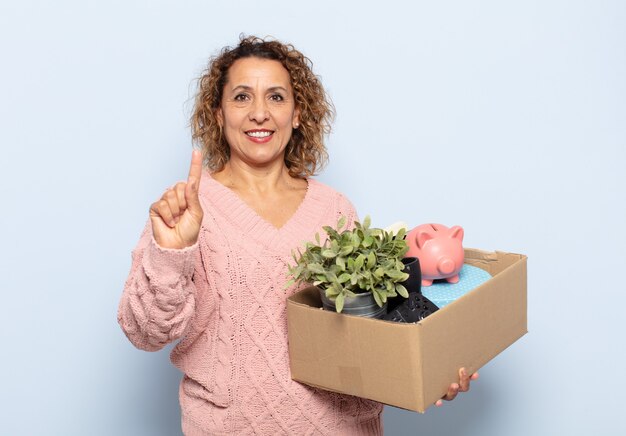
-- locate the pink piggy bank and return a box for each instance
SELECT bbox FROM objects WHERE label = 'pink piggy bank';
[406,224,465,287]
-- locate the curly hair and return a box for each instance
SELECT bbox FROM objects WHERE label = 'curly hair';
[190,35,334,178]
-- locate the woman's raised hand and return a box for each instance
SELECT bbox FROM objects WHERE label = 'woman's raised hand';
[149,149,204,249]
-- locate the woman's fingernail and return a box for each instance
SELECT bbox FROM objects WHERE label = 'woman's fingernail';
[461,368,467,377]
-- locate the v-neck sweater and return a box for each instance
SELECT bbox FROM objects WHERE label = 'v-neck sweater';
[118,172,383,435]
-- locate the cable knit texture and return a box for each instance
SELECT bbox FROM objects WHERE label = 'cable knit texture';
[118,172,383,435]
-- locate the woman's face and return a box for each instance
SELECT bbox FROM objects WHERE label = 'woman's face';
[217,57,300,169]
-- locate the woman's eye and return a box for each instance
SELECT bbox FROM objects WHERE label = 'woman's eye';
[234,94,249,102]
[270,94,284,102]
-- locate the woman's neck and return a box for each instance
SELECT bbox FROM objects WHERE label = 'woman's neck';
[213,160,304,195]
[211,160,308,229]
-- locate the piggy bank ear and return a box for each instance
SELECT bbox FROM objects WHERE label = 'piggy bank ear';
[450,226,464,242]
[416,230,433,249]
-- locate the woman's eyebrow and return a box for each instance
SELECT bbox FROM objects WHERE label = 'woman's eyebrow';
[267,86,288,93]
[229,85,289,93]
[230,85,253,93]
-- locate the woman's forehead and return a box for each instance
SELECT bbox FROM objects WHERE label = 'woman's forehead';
[226,57,291,89]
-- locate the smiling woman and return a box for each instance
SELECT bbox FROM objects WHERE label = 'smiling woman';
[117,35,474,436]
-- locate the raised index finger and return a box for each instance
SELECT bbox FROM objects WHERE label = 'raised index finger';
[187,149,203,185]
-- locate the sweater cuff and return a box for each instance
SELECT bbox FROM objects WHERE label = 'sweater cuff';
[142,237,198,286]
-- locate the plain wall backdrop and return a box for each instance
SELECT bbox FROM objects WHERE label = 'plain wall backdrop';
[1,0,624,434]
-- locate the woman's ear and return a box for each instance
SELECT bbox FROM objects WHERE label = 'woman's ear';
[292,107,301,129]
[291,106,300,129]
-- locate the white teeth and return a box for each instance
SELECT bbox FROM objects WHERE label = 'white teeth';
[247,131,272,138]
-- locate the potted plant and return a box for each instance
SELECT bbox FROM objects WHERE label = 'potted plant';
[287,215,410,318]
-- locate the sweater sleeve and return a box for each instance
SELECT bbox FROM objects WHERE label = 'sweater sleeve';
[117,222,198,351]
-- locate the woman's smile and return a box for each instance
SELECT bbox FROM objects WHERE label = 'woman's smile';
[245,128,275,143]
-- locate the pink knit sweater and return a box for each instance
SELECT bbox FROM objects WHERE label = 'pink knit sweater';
[118,172,383,435]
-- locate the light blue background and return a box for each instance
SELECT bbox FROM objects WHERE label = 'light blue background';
[1,1,624,434]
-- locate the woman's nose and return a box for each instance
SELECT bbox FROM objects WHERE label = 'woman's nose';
[249,98,269,123]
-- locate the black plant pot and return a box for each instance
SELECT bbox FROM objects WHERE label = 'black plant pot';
[387,257,422,312]
[383,292,439,323]
[401,257,422,295]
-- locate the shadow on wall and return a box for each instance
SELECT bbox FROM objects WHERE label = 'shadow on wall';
[383,372,496,436]
[113,342,183,436]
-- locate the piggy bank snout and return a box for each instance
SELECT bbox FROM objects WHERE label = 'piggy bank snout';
[437,258,456,275]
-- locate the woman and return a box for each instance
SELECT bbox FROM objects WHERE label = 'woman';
[118,35,476,435]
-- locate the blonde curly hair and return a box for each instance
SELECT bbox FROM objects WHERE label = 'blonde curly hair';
[191,35,335,178]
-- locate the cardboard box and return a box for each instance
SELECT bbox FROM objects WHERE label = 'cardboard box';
[286,248,527,412]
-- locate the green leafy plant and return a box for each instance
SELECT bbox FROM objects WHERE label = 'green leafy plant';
[287,215,410,313]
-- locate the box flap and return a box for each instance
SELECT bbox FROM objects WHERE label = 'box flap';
[464,248,525,276]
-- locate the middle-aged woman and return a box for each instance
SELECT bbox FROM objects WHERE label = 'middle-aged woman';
[118,35,477,435]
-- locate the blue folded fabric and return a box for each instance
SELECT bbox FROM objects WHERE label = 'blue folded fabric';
[421,264,492,308]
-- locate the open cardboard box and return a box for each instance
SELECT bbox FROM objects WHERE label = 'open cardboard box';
[286,248,527,412]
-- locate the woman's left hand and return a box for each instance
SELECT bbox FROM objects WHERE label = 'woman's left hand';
[435,367,479,407]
